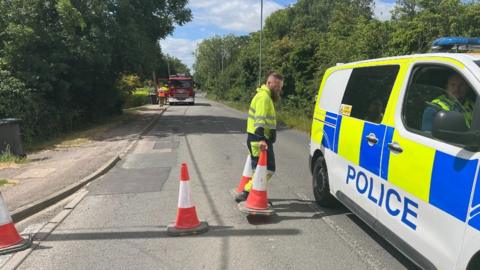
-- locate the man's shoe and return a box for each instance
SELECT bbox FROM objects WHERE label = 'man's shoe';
[235,191,249,203]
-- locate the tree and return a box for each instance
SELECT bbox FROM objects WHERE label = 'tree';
[0,0,192,143]
[192,0,480,119]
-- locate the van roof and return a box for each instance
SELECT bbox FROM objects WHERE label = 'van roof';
[342,53,480,66]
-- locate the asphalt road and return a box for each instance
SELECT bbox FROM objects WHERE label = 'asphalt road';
[15,96,419,270]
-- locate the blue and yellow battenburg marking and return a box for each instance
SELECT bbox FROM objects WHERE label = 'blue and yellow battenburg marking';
[321,112,342,152]
[313,111,480,231]
[346,165,419,230]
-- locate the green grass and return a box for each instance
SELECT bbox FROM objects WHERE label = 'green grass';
[25,110,136,153]
[0,88,153,163]
[0,179,18,187]
[23,86,156,153]
[0,146,26,164]
[276,110,312,133]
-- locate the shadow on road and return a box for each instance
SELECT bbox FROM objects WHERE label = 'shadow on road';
[154,114,288,136]
[192,103,212,107]
[244,198,419,269]
[88,100,288,145]
[246,199,348,225]
[38,226,301,241]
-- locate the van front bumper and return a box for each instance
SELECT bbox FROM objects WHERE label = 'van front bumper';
[168,97,194,103]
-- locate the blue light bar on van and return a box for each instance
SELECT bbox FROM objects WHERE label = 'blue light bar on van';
[432,37,480,52]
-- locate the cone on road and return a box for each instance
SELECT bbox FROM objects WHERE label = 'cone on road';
[0,192,31,255]
[167,163,209,236]
[232,155,253,196]
[238,150,274,216]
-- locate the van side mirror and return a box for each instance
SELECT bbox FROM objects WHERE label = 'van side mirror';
[432,111,480,147]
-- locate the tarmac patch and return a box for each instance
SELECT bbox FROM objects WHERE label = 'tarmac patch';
[89,167,171,195]
[122,153,176,169]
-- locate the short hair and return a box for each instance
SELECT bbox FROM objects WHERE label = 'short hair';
[267,72,284,81]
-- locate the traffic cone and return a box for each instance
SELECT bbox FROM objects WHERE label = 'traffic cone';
[167,163,209,236]
[0,192,31,255]
[233,155,253,195]
[238,150,274,216]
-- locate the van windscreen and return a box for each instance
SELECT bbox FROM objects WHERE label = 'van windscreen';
[171,80,193,88]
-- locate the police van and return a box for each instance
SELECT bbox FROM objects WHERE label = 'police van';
[309,37,480,270]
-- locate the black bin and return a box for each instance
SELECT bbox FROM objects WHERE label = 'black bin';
[149,93,158,104]
[0,118,26,157]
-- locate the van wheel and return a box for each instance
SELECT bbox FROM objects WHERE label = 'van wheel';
[467,252,480,270]
[312,157,337,207]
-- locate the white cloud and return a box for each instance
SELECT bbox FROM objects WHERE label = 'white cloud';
[189,0,284,32]
[374,0,395,21]
[160,37,202,70]
[162,0,286,70]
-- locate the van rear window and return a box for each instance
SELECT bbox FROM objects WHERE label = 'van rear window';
[340,65,400,123]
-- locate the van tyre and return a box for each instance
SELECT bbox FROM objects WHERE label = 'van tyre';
[312,157,337,207]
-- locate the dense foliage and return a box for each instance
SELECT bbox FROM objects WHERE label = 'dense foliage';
[0,0,191,144]
[193,0,480,117]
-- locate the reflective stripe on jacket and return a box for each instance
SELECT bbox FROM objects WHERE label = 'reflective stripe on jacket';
[431,94,474,127]
[247,84,276,140]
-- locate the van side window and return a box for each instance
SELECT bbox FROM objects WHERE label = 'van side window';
[341,65,400,123]
[402,65,477,136]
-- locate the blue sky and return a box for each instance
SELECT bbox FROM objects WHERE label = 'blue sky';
[161,0,397,70]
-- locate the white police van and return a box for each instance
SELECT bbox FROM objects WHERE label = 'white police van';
[309,37,480,269]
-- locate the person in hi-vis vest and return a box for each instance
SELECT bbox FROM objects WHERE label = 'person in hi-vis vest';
[422,73,474,131]
[235,72,284,202]
[158,83,169,106]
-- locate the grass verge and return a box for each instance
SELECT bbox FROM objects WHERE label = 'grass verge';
[0,90,154,169]
[0,147,26,165]
[0,179,17,187]
[25,110,137,153]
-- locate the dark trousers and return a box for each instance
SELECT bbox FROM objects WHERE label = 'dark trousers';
[247,138,276,173]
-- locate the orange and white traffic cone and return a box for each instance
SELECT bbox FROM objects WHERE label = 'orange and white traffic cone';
[167,163,209,236]
[238,150,274,216]
[0,192,31,255]
[232,154,253,196]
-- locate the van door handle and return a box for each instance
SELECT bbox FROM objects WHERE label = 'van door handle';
[388,142,403,154]
[366,133,378,145]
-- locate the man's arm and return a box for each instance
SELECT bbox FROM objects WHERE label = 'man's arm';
[253,97,270,150]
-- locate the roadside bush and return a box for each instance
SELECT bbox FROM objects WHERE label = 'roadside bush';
[116,74,143,95]
[123,88,151,108]
[0,70,42,143]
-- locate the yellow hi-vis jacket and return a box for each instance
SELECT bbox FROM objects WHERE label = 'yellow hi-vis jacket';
[247,84,276,140]
[431,94,474,128]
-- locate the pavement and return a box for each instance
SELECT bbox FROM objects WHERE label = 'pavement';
[0,105,164,219]
[0,96,419,269]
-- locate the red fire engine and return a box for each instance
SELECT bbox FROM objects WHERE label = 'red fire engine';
[168,74,195,105]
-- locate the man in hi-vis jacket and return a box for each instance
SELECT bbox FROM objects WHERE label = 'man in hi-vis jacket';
[235,72,284,202]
